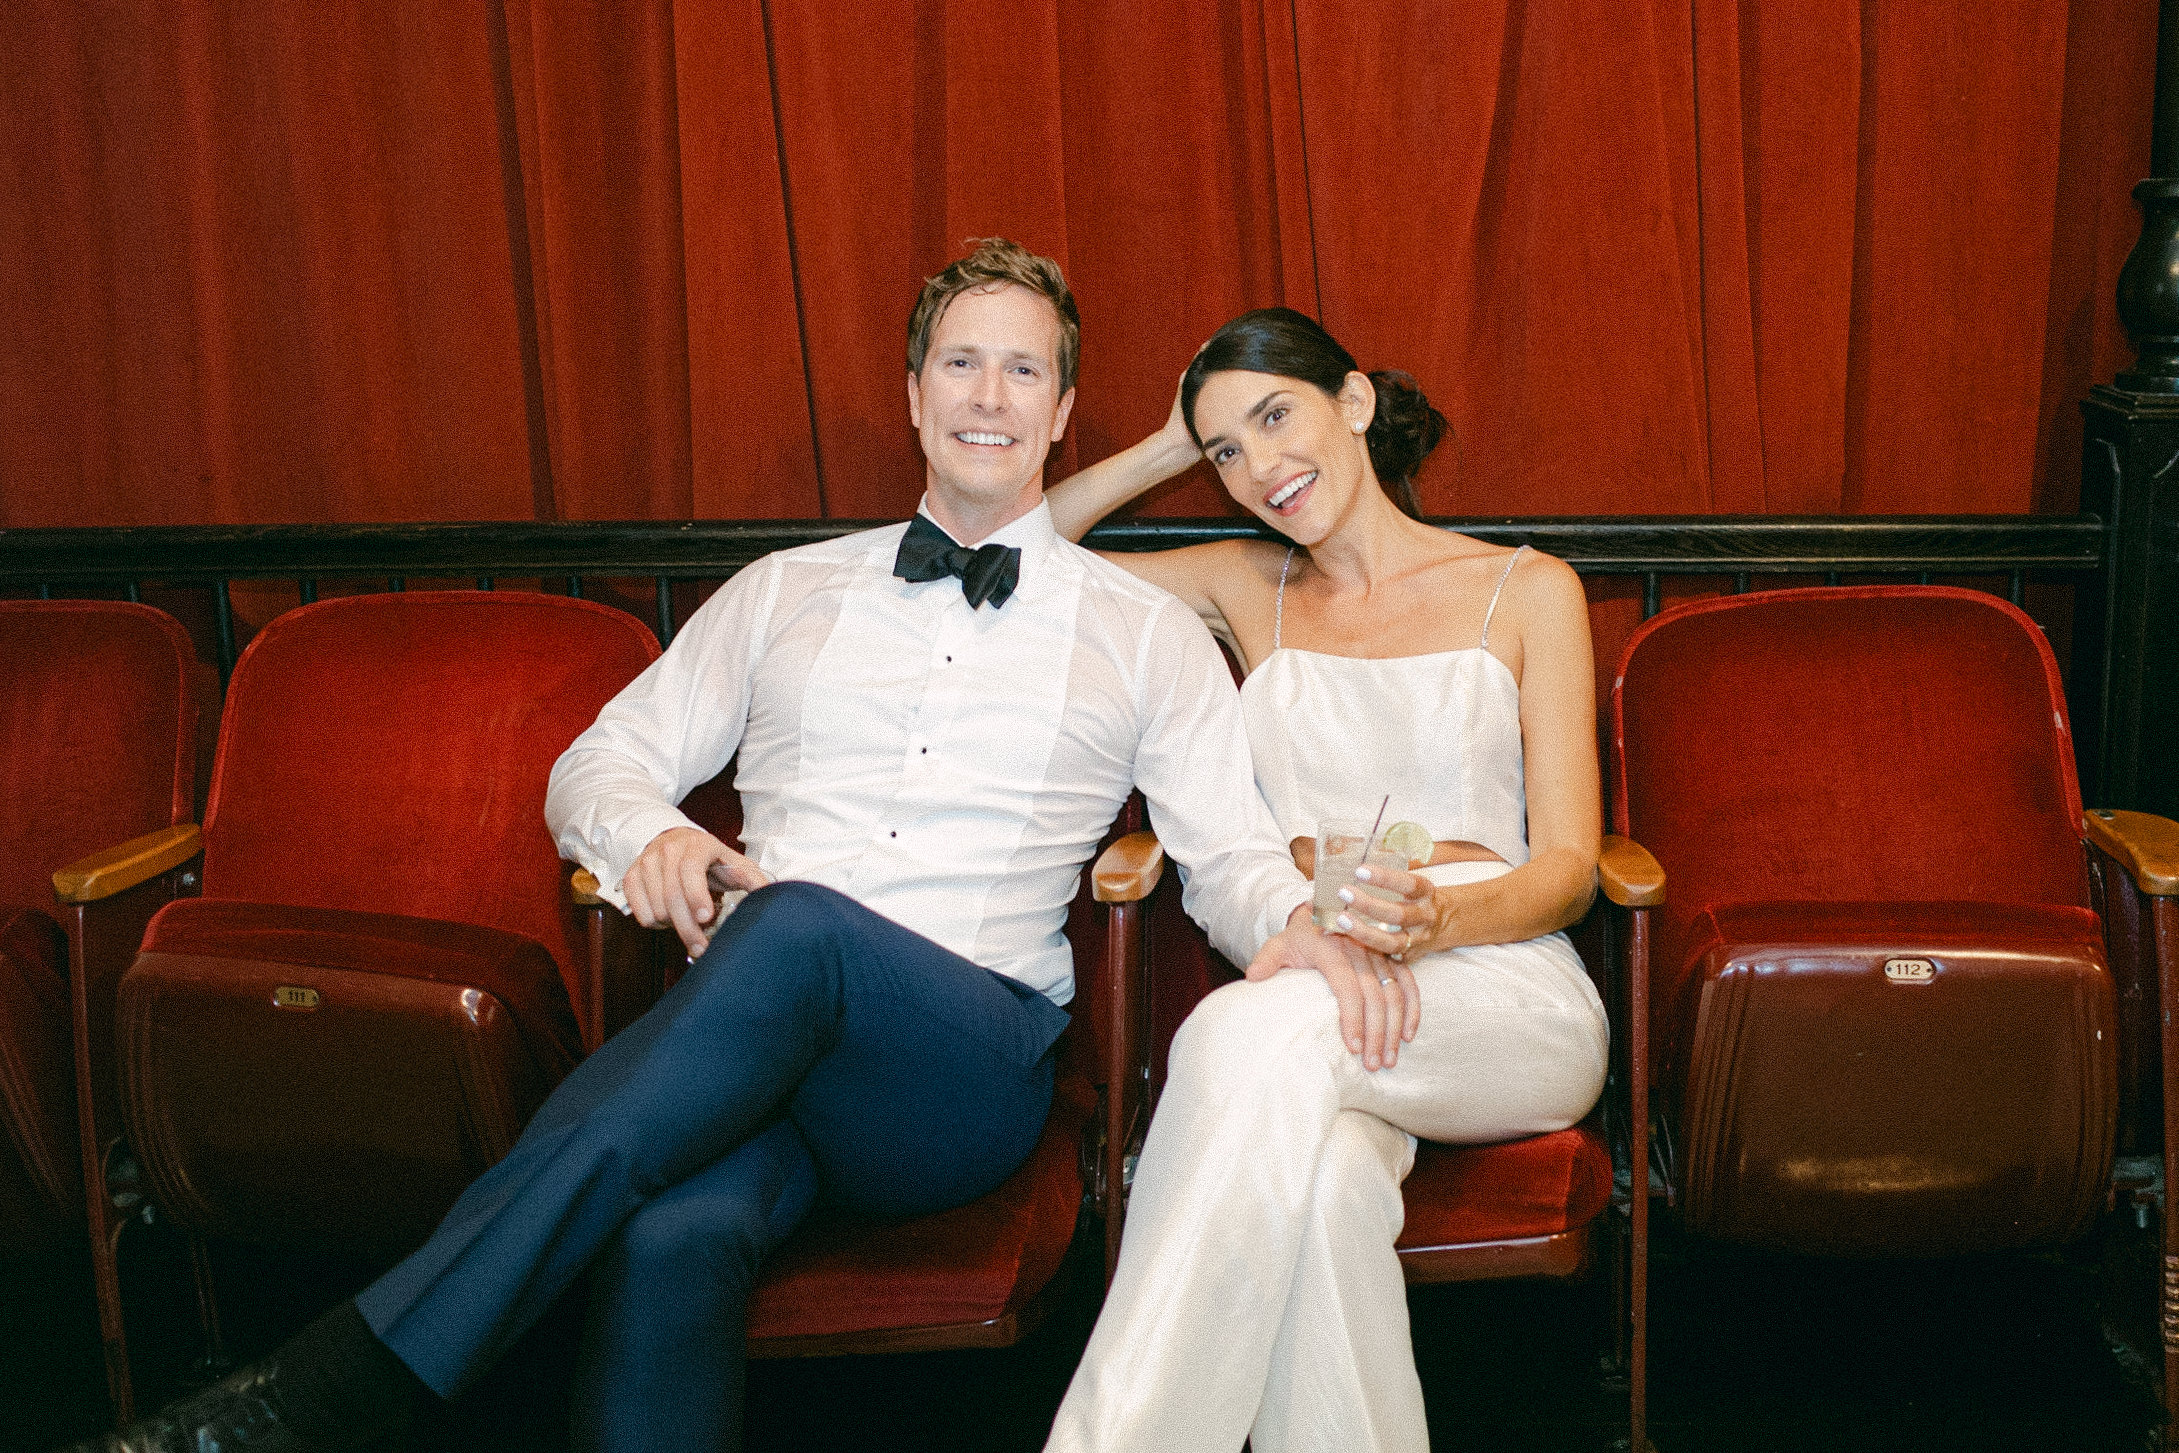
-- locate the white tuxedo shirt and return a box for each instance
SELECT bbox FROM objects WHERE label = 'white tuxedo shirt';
[546,499,1311,1004]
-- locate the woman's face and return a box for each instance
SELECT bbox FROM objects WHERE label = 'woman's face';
[1190,369,1375,543]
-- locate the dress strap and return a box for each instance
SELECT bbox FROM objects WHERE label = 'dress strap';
[1479,545,1527,650]
[1274,546,1296,651]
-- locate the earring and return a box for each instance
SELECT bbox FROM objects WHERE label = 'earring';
[1351,421,1366,434]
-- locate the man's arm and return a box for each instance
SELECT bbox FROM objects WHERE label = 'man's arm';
[1126,600,1415,1069]
[545,559,780,949]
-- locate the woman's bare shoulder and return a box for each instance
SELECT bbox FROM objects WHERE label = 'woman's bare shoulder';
[1501,542,1581,590]
[1496,547,1593,662]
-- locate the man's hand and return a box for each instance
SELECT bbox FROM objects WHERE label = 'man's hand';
[623,826,771,956]
[1242,907,1419,1070]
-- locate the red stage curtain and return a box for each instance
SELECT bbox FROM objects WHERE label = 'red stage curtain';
[0,0,2154,528]
[0,1,538,524]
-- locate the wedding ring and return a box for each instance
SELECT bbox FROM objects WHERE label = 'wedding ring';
[1378,974,1396,986]
[1401,927,1414,956]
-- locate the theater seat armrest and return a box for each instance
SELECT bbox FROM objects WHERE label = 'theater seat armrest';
[2085,809,2179,896]
[1599,834,1665,908]
[52,823,202,904]
[1093,831,1165,904]
[570,867,606,906]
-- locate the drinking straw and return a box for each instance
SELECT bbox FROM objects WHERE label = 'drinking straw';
[1365,794,1389,852]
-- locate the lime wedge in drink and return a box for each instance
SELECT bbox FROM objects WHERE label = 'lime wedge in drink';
[1379,820,1432,868]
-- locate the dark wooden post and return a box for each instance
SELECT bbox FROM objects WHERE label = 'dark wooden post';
[2090,8,2179,1438]
[2081,0,2179,820]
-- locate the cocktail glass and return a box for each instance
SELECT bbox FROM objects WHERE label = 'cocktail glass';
[1312,819,1405,931]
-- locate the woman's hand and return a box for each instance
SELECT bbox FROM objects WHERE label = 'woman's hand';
[1152,365,1195,458]
[1331,861,1442,963]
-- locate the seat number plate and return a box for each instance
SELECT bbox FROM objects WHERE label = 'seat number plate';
[273,985,321,1010]
[1883,958,1935,984]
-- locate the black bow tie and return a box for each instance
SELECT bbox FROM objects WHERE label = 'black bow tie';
[892,514,1021,609]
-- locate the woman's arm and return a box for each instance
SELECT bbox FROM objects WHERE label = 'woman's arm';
[1342,553,1601,954]
[1490,553,1604,935]
[1045,378,1201,542]
[1046,375,1269,647]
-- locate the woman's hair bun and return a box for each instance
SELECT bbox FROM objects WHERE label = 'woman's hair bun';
[1363,370,1446,518]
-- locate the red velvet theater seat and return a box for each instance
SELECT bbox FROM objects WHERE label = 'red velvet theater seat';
[1,600,204,1425]
[120,901,580,1261]
[590,777,1158,1357]
[740,935,1126,1355]
[1394,1127,1617,1279]
[1130,848,1634,1278]
[104,591,657,1410]
[0,601,202,1262]
[1611,585,2165,1259]
[744,1075,1095,1350]
[0,904,79,1253]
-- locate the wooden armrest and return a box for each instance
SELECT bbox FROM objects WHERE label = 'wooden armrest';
[570,868,606,906]
[53,824,202,904]
[1093,830,1165,904]
[1598,834,1665,908]
[2085,809,2179,896]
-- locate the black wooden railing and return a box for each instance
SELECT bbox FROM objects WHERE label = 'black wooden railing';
[0,511,2140,805]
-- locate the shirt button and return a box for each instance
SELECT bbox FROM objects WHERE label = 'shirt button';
[889,831,898,838]
[920,747,928,754]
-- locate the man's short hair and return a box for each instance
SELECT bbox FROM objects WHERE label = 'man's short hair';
[906,238,1080,396]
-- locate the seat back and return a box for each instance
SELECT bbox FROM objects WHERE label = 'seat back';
[196,592,659,1007]
[1613,587,2088,1042]
[0,601,199,907]
[0,601,200,1253]
[1611,587,2113,1252]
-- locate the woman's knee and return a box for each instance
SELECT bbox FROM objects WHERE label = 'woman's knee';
[1167,974,1341,1088]
[1304,1111,1412,1236]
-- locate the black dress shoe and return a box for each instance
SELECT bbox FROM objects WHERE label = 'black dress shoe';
[55,1352,407,1453]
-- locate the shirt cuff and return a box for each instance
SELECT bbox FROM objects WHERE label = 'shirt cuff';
[586,802,703,914]
[1263,880,1314,951]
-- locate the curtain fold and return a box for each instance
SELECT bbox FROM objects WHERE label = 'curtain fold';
[1716,0,1863,515]
[0,0,2154,528]
[1842,0,2076,513]
[1051,0,1316,517]
[672,0,819,519]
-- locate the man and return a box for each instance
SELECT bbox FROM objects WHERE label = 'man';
[70,239,1391,1453]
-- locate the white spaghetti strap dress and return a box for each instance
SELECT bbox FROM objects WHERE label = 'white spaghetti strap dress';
[1045,546,1609,1453]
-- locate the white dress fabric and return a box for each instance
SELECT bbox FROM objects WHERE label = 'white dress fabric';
[1046,548,1610,1453]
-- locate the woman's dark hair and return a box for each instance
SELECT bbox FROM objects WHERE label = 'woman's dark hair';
[1180,307,1448,520]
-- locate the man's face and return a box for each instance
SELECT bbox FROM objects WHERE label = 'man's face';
[907,282,1076,523]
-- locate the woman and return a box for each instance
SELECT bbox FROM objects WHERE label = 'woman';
[1040,309,1609,1453]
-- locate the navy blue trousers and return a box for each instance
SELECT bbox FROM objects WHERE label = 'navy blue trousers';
[353,881,1067,1452]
